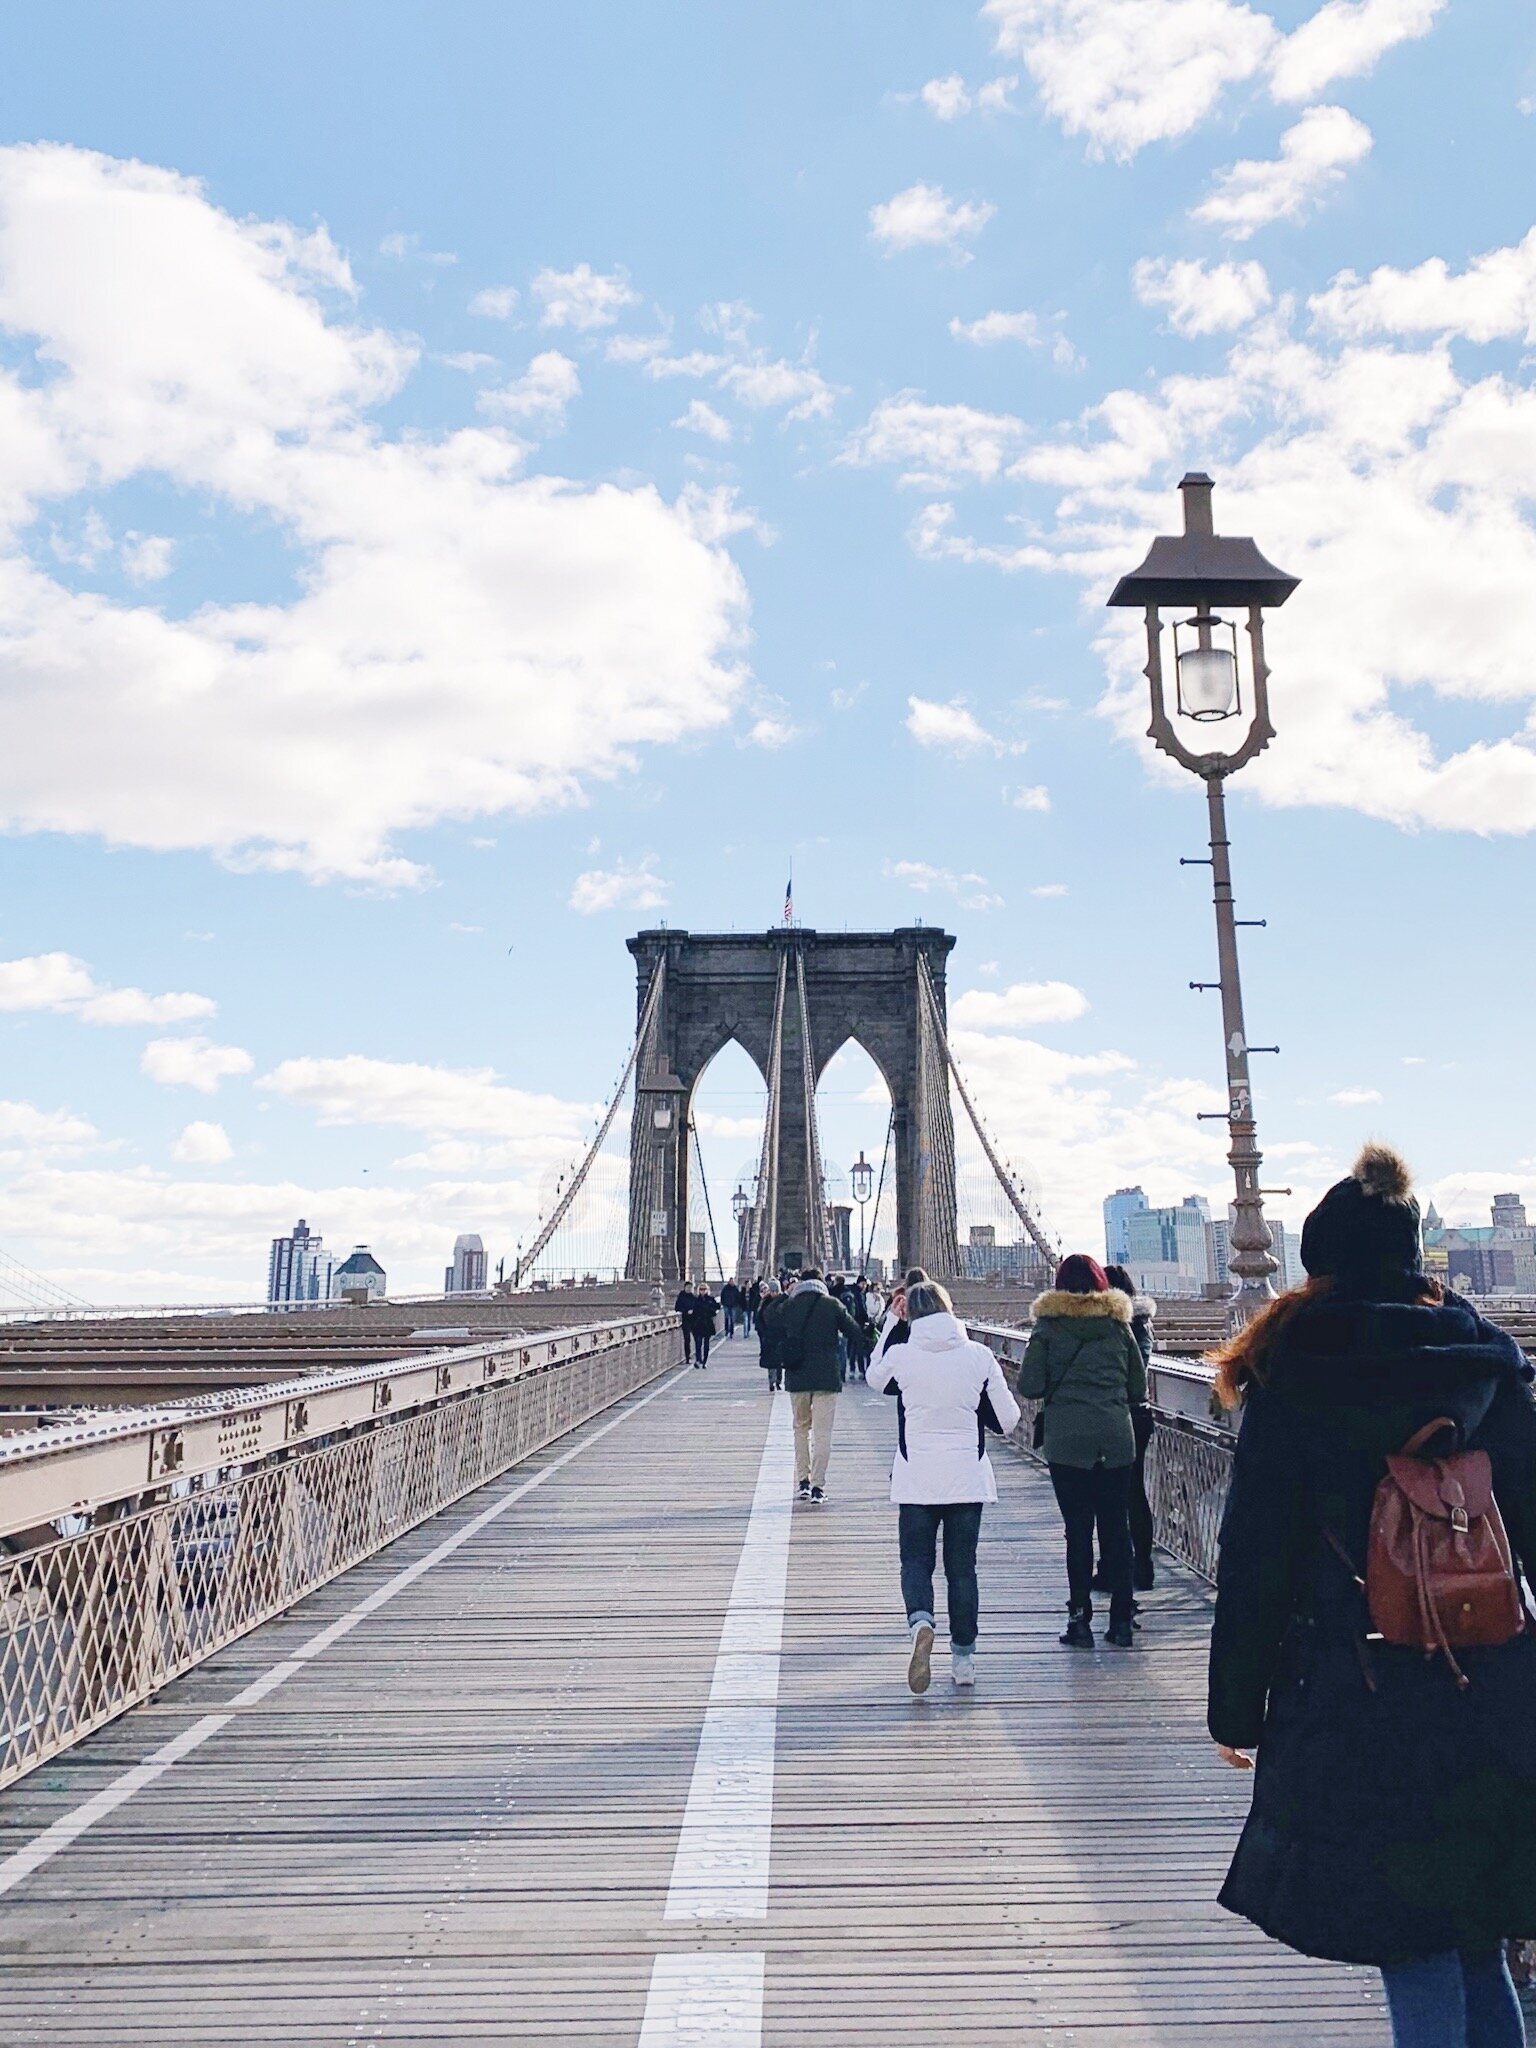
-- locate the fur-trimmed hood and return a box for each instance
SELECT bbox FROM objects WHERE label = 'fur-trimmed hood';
[1031,1287,1134,1324]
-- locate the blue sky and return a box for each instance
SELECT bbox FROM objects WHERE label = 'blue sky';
[0,0,1531,1302]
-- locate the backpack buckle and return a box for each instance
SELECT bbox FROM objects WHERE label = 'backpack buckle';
[1451,1506,1469,1534]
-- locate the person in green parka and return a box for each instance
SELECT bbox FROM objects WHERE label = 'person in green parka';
[1018,1253,1147,1649]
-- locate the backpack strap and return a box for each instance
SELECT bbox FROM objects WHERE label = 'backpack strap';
[1400,1416,1458,1457]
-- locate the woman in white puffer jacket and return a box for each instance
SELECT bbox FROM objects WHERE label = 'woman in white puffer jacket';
[866,1281,1021,1694]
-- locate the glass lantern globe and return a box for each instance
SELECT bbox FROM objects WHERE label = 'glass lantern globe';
[851,1152,874,1205]
[1173,614,1241,721]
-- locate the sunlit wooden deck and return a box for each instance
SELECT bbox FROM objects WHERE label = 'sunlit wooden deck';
[0,1334,1385,2044]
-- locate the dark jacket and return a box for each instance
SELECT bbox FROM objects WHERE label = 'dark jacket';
[674,1289,696,1320]
[1016,1289,1146,1468]
[721,1282,741,1312]
[778,1281,867,1395]
[757,1293,787,1371]
[1209,1284,1536,1965]
[688,1291,719,1337]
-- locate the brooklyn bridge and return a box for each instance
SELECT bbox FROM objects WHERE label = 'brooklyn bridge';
[0,925,1530,2045]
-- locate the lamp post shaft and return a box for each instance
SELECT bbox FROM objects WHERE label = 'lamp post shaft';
[1205,771,1277,1325]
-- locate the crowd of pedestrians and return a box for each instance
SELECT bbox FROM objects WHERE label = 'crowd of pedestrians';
[675,1141,1536,2043]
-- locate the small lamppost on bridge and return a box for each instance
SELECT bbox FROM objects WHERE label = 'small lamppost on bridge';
[851,1150,874,1275]
[731,1183,750,1278]
[1107,472,1300,1328]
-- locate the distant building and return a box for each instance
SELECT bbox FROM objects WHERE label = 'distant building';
[960,1223,1050,1288]
[1103,1187,1149,1267]
[1207,1217,1231,1289]
[1126,1197,1211,1291]
[335,1247,386,1303]
[1423,1191,1536,1295]
[688,1230,707,1284]
[267,1218,338,1305]
[444,1233,487,1295]
[829,1205,852,1271]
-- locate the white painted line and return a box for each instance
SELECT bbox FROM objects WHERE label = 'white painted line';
[0,1364,691,1899]
[638,1951,765,2047]
[664,1392,793,1922]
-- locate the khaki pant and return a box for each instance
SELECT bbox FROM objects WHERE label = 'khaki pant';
[791,1390,838,1488]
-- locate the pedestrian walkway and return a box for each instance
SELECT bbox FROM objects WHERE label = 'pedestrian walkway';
[0,1334,1385,2044]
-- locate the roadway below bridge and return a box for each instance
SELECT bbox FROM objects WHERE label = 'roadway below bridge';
[0,1333,1384,2044]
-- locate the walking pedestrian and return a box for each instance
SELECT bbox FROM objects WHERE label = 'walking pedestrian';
[868,1280,1020,1693]
[1018,1254,1145,1650]
[778,1266,868,1504]
[1102,1263,1157,1594]
[673,1283,697,1365]
[689,1284,719,1369]
[875,1267,928,1362]
[744,1278,760,1335]
[1208,1145,1536,2044]
[757,1277,787,1391]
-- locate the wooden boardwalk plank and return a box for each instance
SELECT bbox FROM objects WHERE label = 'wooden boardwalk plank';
[0,1339,1385,2043]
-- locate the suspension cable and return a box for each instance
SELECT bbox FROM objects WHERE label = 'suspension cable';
[864,1107,895,1278]
[917,954,1057,1265]
[689,1118,728,1285]
[793,947,829,1269]
[516,956,666,1283]
[746,950,788,1277]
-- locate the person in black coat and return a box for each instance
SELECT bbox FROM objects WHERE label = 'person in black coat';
[673,1285,697,1365]
[1208,1144,1536,2045]
[756,1278,786,1390]
[1103,1263,1157,1593]
[688,1286,720,1369]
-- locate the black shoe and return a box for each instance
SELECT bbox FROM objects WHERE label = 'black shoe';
[797,1480,811,1502]
[809,1486,825,1505]
[1059,1615,1094,1650]
[1105,1620,1136,1649]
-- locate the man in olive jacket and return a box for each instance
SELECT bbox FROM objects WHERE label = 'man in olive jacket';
[778,1268,868,1503]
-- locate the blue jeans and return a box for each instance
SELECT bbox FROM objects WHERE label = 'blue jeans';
[898,1502,983,1648]
[1381,1949,1526,2047]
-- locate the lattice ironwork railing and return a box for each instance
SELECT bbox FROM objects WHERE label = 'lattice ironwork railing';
[966,1321,1236,1583]
[0,1318,674,1794]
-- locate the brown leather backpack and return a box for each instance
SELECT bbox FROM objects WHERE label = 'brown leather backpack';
[1331,1417,1525,1688]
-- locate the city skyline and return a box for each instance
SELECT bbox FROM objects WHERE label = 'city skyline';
[0,5,1532,1301]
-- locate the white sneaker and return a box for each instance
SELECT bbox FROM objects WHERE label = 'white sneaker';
[951,1646,976,1689]
[907,1620,935,1695]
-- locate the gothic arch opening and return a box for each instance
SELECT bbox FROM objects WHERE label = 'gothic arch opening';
[814,1037,896,1278]
[686,1038,767,1285]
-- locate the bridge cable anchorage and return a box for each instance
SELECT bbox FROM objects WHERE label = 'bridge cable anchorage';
[916,953,1060,1270]
[793,947,831,1271]
[516,955,666,1286]
[688,1116,729,1286]
[744,950,788,1280]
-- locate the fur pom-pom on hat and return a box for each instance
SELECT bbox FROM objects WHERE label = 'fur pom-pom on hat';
[1352,1143,1413,1204]
[1301,1140,1422,1286]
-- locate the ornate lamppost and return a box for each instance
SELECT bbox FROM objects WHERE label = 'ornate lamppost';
[850,1150,874,1275]
[1107,473,1300,1327]
[731,1182,750,1279]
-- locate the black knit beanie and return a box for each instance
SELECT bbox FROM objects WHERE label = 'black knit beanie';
[1300,1144,1422,1285]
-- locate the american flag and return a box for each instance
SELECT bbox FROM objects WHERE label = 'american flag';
[783,870,793,926]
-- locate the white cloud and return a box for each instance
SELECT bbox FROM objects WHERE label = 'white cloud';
[674,399,733,442]
[0,951,215,1026]
[532,263,640,331]
[747,714,800,749]
[984,0,1278,160]
[1194,106,1372,239]
[1133,257,1273,336]
[921,75,972,118]
[0,146,748,885]
[842,396,1025,487]
[1270,0,1445,102]
[120,532,174,582]
[468,285,519,319]
[1329,1086,1384,1105]
[568,857,669,915]
[952,980,1089,1028]
[949,309,1041,346]
[477,350,580,427]
[906,695,1017,755]
[141,1036,254,1093]
[0,1100,98,1155]
[1032,883,1069,898]
[1010,783,1052,810]
[716,358,836,421]
[1309,228,1536,345]
[261,1053,593,1138]
[172,1119,233,1163]
[869,183,996,254]
[927,301,1536,841]
[379,232,455,266]
[883,858,1004,911]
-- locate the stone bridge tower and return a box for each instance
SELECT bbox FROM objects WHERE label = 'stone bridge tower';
[625,927,958,1283]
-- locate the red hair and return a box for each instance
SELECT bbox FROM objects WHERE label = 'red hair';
[1055,1254,1108,1295]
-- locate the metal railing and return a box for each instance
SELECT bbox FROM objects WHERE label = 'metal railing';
[967,1319,1236,1584]
[0,1314,674,1793]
